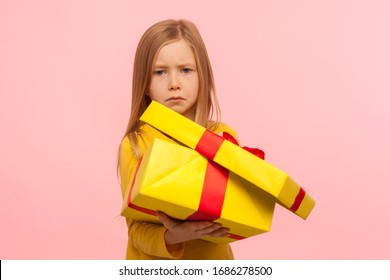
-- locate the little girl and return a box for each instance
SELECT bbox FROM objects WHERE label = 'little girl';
[118,19,239,260]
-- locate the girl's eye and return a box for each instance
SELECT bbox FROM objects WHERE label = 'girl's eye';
[181,68,192,73]
[153,70,166,76]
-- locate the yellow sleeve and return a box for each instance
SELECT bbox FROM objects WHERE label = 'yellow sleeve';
[119,137,138,200]
[119,136,184,259]
[127,220,184,259]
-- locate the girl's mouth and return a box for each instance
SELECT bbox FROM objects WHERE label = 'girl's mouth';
[167,96,184,101]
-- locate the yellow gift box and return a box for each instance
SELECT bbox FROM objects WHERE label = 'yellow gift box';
[140,101,315,220]
[121,137,276,244]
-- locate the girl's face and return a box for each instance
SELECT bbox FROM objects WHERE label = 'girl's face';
[148,39,199,121]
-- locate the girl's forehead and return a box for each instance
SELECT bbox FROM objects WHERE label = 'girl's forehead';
[154,39,196,64]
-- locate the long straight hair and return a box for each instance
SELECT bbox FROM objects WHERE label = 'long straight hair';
[119,19,221,162]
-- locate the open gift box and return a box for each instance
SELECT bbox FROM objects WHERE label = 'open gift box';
[121,137,276,244]
[140,101,315,219]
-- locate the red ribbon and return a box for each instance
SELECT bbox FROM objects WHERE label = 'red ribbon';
[186,160,228,221]
[195,130,224,160]
[290,187,306,212]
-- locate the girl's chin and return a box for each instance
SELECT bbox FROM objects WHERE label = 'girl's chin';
[161,102,196,120]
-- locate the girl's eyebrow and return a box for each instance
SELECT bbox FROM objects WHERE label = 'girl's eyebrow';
[177,63,196,68]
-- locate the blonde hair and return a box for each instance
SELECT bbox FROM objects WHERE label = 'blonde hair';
[119,19,221,163]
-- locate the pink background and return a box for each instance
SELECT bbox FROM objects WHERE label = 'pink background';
[1,0,389,259]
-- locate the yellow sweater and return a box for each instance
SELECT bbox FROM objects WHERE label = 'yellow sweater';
[119,123,238,260]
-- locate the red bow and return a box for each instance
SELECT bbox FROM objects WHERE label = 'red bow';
[222,132,265,160]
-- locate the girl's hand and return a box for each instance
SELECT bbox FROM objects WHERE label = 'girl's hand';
[156,211,230,245]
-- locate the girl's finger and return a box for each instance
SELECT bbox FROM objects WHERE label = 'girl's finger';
[188,221,215,231]
[202,227,230,238]
[195,223,223,234]
[156,211,179,229]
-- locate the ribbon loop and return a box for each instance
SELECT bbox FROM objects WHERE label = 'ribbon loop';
[223,132,265,160]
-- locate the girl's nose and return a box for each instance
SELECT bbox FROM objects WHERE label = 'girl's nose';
[169,73,180,90]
